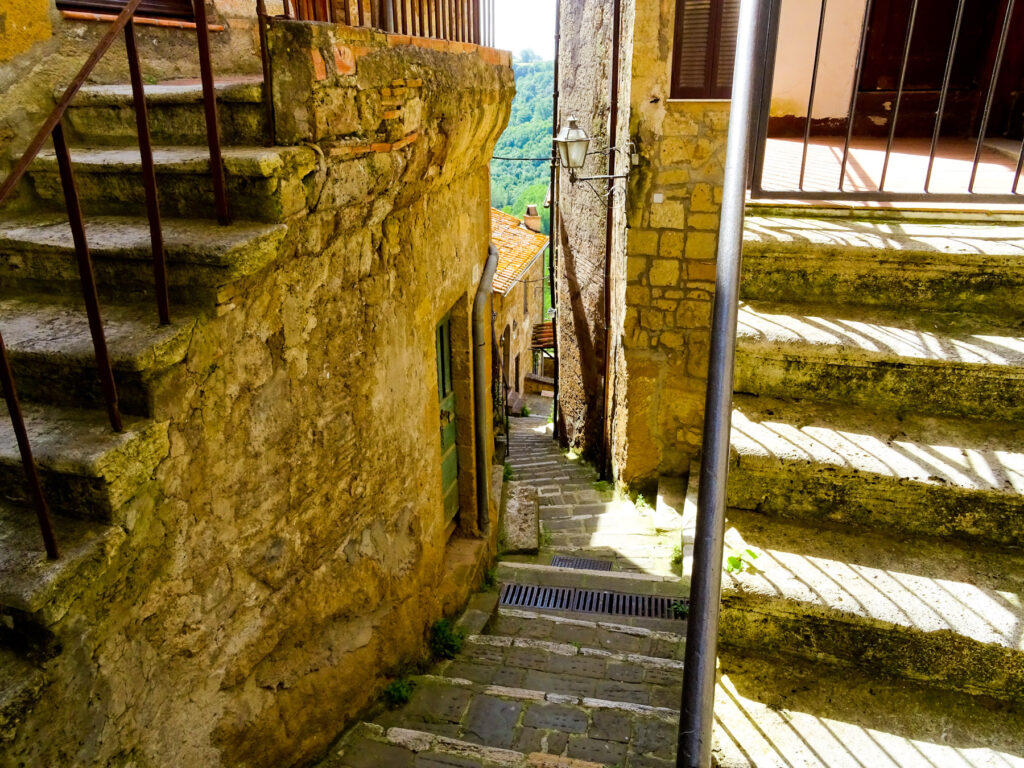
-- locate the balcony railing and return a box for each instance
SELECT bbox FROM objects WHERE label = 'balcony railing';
[282,0,495,46]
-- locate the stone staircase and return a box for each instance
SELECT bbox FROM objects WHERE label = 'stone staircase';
[0,76,289,736]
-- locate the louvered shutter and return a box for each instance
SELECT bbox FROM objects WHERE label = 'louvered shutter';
[57,0,195,21]
[671,0,741,99]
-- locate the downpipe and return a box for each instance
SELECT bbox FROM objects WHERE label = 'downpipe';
[473,243,500,534]
[676,0,766,765]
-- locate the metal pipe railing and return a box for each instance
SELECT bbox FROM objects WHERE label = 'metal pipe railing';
[0,0,228,557]
[675,0,765,764]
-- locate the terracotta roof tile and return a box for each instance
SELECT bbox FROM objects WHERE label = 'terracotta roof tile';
[491,207,549,295]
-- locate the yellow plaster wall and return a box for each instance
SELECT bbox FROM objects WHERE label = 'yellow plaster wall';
[0,0,52,62]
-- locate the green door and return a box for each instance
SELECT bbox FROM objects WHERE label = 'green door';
[436,314,459,527]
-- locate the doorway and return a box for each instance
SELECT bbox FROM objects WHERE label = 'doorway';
[436,313,459,534]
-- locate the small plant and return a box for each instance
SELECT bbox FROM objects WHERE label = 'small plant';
[482,566,498,591]
[429,618,466,660]
[382,678,414,708]
[632,494,653,513]
[503,462,514,481]
[725,548,761,575]
[521,404,531,416]
[670,543,684,567]
[593,479,614,494]
[540,528,553,547]
[671,601,689,620]
[571,640,582,650]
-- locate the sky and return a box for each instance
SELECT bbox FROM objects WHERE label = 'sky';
[494,0,556,61]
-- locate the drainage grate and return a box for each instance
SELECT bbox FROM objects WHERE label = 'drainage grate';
[500,583,688,621]
[550,555,614,571]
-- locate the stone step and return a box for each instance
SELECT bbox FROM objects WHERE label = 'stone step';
[65,78,267,147]
[27,145,318,222]
[718,506,1024,700]
[0,403,167,523]
[713,649,1024,767]
[372,674,679,766]
[488,608,686,661]
[0,295,193,417]
[0,500,124,653]
[741,214,1024,318]
[728,394,1024,546]
[436,634,682,709]
[735,302,1024,422]
[0,215,286,301]
[321,722,605,768]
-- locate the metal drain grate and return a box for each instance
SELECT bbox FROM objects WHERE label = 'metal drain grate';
[550,556,614,571]
[500,583,688,621]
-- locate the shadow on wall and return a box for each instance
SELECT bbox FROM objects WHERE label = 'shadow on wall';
[560,216,604,456]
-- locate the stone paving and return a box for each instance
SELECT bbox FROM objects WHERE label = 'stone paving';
[505,398,684,577]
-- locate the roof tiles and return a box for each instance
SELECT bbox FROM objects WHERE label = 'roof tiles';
[491,207,549,295]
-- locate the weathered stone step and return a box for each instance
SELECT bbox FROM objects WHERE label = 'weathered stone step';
[0,215,286,301]
[742,214,1024,317]
[736,302,1024,422]
[320,722,604,768]
[714,649,1024,767]
[0,295,193,417]
[488,608,686,662]
[65,77,266,147]
[0,500,124,653]
[372,674,679,766]
[728,394,1024,546]
[437,634,682,709]
[0,403,167,523]
[717,506,1024,700]
[27,145,318,221]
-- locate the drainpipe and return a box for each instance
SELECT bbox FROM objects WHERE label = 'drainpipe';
[474,243,500,534]
[600,0,623,480]
[549,0,562,444]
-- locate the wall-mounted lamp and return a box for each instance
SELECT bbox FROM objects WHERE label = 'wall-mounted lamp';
[554,115,630,196]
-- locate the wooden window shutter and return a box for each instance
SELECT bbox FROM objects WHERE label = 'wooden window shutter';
[671,0,741,99]
[57,0,196,21]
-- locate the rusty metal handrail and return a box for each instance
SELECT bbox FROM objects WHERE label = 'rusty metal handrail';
[0,0,229,558]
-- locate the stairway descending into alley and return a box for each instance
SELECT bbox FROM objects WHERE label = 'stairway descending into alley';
[0,76,292,730]
[320,210,1024,767]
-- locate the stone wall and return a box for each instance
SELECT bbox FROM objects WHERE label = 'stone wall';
[611,0,727,486]
[553,0,633,462]
[3,23,514,768]
[0,0,266,187]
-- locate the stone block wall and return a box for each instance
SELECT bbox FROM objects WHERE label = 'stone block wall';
[2,24,514,768]
[493,257,545,396]
[610,0,727,486]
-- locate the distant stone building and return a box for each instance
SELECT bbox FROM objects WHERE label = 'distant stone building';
[490,206,548,403]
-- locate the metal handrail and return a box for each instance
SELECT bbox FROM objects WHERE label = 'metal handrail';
[0,0,228,558]
[675,0,765,764]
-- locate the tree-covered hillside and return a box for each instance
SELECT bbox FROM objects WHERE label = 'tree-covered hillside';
[491,56,553,222]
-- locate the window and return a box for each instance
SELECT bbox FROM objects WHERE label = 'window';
[670,0,740,99]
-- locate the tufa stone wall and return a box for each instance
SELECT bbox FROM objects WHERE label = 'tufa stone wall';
[3,23,513,768]
[493,256,545,395]
[554,0,633,462]
[610,0,727,487]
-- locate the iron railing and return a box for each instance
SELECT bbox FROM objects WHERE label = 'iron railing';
[0,0,228,558]
[677,0,764,765]
[749,0,1024,204]
[282,0,495,46]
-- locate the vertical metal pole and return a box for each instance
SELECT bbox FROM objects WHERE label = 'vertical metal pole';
[125,19,171,326]
[0,332,58,559]
[193,0,231,225]
[798,0,827,191]
[51,123,123,434]
[256,0,277,147]
[970,0,1017,192]
[839,0,875,191]
[676,0,763,764]
[550,0,561,442]
[879,0,919,191]
[925,0,966,191]
[747,0,781,194]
